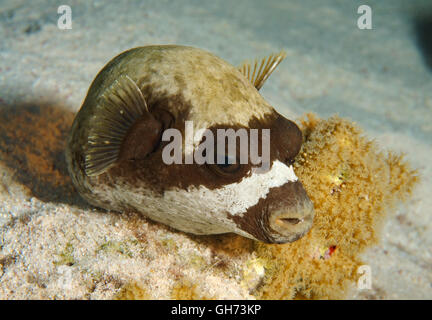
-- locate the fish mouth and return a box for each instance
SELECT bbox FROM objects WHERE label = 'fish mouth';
[269,199,314,243]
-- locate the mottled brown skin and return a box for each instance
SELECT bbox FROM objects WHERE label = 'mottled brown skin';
[66,45,314,243]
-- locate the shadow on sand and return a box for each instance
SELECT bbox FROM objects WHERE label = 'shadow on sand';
[413,12,432,71]
[0,101,89,208]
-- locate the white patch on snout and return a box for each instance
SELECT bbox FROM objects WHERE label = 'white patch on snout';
[175,160,298,216]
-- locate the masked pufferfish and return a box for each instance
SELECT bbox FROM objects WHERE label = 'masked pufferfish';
[66,45,314,244]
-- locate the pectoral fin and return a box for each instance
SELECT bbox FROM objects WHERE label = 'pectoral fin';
[85,75,153,176]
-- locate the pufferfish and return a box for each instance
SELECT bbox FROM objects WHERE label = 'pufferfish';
[66,45,314,244]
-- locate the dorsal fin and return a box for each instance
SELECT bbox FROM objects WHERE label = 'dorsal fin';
[238,50,287,90]
[85,75,149,176]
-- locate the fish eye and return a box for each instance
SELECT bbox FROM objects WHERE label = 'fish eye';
[209,154,241,175]
[218,155,233,167]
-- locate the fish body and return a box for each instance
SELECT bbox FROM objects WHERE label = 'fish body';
[66,45,314,243]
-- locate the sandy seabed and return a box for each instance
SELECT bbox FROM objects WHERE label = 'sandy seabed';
[0,0,431,299]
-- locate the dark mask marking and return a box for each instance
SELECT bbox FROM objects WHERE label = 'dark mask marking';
[99,92,303,196]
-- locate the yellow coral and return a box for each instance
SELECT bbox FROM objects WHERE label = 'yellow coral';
[117,278,214,300]
[171,279,214,300]
[241,258,268,293]
[252,114,418,299]
[115,282,152,300]
[54,243,75,266]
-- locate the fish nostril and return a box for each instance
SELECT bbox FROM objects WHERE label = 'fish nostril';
[286,158,295,166]
[278,217,302,225]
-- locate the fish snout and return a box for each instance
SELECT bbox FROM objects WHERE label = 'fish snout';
[266,181,314,243]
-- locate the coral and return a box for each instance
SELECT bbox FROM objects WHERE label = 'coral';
[97,240,138,258]
[187,253,207,270]
[115,282,152,300]
[252,114,419,299]
[54,243,75,267]
[240,257,270,295]
[171,278,214,300]
[116,275,215,300]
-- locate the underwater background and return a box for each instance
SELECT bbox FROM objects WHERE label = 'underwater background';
[0,0,431,299]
